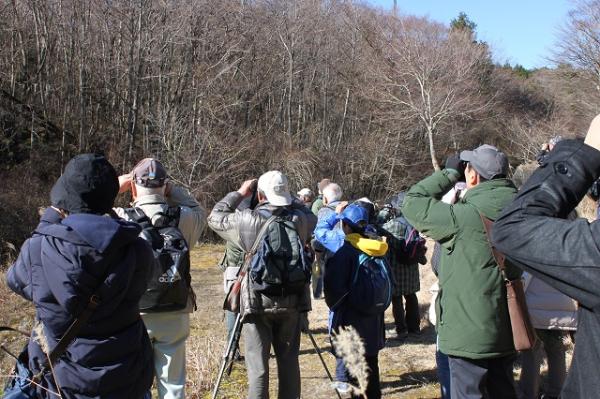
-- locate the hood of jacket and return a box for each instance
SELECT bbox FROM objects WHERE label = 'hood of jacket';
[60,213,142,253]
[35,213,146,325]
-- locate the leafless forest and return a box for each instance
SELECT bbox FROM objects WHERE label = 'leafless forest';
[2,0,600,257]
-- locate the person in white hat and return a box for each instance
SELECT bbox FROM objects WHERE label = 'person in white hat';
[297,188,315,208]
[208,170,317,399]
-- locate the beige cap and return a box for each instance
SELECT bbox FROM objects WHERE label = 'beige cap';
[258,171,292,206]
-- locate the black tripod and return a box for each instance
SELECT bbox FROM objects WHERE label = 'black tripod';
[211,314,342,399]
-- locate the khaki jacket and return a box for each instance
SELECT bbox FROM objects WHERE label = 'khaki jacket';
[208,191,316,319]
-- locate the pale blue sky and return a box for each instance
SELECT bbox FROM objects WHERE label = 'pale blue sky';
[367,0,572,69]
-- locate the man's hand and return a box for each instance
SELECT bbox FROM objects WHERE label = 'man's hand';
[445,154,466,181]
[118,173,133,194]
[335,201,348,214]
[541,143,550,152]
[585,114,600,152]
[237,179,257,198]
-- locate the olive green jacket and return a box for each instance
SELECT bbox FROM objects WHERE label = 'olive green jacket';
[311,196,324,216]
[402,169,520,359]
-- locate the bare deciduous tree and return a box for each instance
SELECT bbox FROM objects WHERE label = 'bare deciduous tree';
[368,15,494,170]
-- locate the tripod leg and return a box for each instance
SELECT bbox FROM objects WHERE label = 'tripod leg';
[305,330,343,399]
[211,313,242,399]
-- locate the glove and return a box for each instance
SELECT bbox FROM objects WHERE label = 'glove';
[445,154,466,182]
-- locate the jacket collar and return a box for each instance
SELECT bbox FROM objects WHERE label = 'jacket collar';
[462,178,517,217]
[133,194,167,207]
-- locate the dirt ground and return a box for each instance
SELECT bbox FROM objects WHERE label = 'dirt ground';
[0,242,572,398]
[188,244,441,399]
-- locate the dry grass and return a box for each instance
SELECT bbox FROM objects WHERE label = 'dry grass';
[0,273,35,389]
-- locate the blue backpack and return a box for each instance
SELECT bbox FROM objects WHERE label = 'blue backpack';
[347,253,392,315]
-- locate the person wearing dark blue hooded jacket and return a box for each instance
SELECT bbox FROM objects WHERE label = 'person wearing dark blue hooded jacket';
[6,153,154,399]
[316,204,388,399]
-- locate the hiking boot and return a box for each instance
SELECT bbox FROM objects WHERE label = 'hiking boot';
[408,328,422,336]
[393,330,409,341]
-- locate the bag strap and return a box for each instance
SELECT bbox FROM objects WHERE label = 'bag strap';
[249,216,278,256]
[46,293,101,365]
[479,214,508,280]
[237,215,279,275]
[166,206,182,227]
[37,247,123,375]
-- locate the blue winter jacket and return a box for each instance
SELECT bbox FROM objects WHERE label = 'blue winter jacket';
[314,212,345,254]
[323,241,385,356]
[7,208,154,399]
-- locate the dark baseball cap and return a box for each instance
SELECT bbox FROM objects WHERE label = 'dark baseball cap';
[132,158,167,188]
[460,144,508,180]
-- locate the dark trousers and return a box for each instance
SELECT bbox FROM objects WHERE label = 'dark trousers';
[448,355,516,399]
[518,329,568,398]
[391,293,420,333]
[436,347,451,399]
[335,354,381,399]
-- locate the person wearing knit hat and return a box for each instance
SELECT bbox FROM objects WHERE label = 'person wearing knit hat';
[50,153,119,215]
[7,153,154,398]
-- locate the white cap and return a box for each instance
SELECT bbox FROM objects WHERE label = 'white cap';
[258,171,292,206]
[297,188,313,197]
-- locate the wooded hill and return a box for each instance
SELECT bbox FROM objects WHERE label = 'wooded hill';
[2,0,599,261]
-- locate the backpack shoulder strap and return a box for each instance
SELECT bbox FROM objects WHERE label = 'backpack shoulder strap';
[124,207,151,225]
[354,253,371,284]
[165,206,181,227]
[358,253,369,265]
[249,215,278,255]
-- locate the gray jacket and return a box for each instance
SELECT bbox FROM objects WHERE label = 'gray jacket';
[208,191,316,318]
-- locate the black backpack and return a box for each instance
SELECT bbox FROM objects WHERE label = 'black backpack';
[249,211,312,296]
[125,207,192,312]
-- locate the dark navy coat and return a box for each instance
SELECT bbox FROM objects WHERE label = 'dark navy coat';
[323,241,385,356]
[7,208,154,399]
